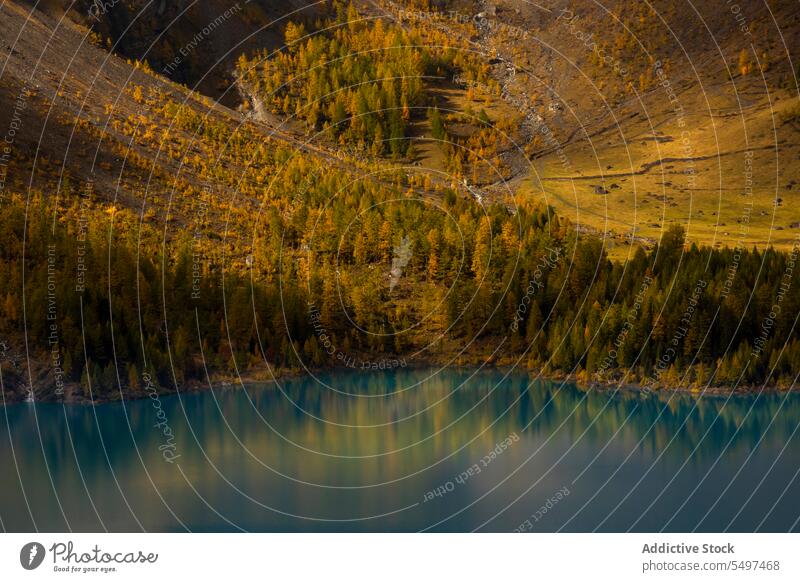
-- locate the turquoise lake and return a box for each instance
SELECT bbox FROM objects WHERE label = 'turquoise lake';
[1,368,799,532]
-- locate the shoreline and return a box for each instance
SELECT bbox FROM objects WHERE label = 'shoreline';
[1,355,794,406]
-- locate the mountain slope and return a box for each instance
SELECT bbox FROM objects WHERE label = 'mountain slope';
[371,0,800,255]
[3,0,800,405]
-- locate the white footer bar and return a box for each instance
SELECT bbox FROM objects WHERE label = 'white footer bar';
[1,533,796,581]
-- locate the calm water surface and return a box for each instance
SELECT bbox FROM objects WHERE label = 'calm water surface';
[2,368,799,532]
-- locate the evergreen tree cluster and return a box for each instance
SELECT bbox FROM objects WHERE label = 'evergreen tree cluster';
[2,183,800,402]
[236,1,488,156]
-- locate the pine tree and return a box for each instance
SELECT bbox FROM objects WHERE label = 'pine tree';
[471,217,492,282]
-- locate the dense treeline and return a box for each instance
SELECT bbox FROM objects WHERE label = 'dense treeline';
[498,229,800,388]
[0,192,325,399]
[2,182,800,402]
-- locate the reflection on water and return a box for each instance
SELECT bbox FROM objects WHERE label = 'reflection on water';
[1,368,799,531]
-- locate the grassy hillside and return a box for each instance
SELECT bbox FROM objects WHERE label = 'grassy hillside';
[374,0,800,257]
